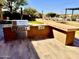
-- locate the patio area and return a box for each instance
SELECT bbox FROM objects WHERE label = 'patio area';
[0,20,79,59]
[0,38,79,59]
[0,26,79,59]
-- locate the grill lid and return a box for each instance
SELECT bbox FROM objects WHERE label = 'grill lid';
[12,20,28,27]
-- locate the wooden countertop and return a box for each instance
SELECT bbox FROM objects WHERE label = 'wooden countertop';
[3,24,48,28]
[37,19,79,32]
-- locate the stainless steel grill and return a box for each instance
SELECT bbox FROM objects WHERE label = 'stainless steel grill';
[11,20,29,39]
[11,20,29,31]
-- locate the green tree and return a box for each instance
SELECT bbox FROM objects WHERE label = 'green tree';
[46,12,56,17]
[24,7,37,17]
[34,12,42,18]
[4,0,28,12]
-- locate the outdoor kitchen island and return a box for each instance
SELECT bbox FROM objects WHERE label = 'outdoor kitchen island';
[36,19,79,45]
[3,20,53,42]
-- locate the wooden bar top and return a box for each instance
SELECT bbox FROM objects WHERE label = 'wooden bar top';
[37,19,79,32]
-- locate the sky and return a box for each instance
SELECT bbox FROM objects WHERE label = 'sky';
[23,0,79,14]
